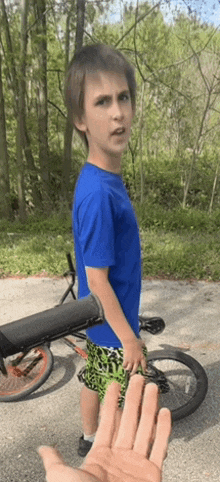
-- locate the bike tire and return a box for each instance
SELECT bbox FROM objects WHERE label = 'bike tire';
[0,345,53,402]
[147,349,208,421]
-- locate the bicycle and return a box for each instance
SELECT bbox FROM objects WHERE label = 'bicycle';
[0,254,208,421]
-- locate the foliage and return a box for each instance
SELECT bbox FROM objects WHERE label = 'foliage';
[0,207,220,280]
[140,228,220,281]
[1,1,220,225]
[0,211,73,277]
[134,200,220,232]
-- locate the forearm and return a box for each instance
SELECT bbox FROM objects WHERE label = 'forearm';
[89,279,137,345]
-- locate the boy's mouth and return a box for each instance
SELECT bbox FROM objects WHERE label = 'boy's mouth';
[111,127,126,135]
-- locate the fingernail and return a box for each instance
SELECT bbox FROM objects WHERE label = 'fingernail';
[37,446,46,454]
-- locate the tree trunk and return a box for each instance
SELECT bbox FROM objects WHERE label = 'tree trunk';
[0,0,26,220]
[182,150,196,209]
[75,0,86,54]
[209,161,219,214]
[17,0,30,221]
[139,82,145,204]
[0,0,41,215]
[182,89,212,208]
[62,0,85,203]
[23,126,42,208]
[35,0,50,210]
[0,51,12,219]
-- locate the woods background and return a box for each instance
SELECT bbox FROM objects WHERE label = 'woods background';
[1,0,220,222]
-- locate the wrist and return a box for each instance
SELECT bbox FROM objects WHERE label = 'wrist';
[122,334,138,347]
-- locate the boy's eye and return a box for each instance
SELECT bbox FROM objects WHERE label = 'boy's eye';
[97,93,130,106]
[98,98,108,105]
[120,94,129,101]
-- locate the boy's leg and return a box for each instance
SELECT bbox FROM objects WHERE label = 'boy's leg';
[80,385,100,436]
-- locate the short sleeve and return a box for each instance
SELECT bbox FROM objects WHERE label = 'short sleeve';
[78,189,116,267]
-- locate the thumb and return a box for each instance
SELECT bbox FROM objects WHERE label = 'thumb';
[37,445,66,471]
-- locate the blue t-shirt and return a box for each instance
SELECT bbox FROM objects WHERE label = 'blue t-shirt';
[72,162,142,348]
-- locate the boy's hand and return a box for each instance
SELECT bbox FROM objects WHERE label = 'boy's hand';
[122,338,147,376]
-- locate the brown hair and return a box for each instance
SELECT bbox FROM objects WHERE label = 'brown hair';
[64,43,136,150]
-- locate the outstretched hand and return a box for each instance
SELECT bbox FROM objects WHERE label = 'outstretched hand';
[38,375,171,482]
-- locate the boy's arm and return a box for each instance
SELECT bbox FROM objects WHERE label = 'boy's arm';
[86,266,147,375]
[85,267,137,345]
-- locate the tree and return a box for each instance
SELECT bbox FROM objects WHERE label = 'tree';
[172,17,220,207]
[0,0,41,219]
[62,0,85,204]
[34,0,50,210]
[0,47,11,219]
[16,0,29,221]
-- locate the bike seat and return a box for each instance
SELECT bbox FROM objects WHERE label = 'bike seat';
[139,315,165,335]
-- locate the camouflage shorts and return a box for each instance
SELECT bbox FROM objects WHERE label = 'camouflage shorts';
[83,338,148,408]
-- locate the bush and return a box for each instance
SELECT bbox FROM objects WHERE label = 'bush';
[134,202,220,233]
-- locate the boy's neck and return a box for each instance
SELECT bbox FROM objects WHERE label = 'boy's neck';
[87,157,121,174]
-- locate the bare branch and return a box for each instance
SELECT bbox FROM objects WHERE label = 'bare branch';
[131,1,192,102]
[133,0,145,83]
[114,0,162,48]
[202,122,220,138]
[27,4,53,33]
[48,99,66,118]
[188,39,210,91]
[210,107,220,114]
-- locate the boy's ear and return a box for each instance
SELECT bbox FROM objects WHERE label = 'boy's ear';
[74,116,87,133]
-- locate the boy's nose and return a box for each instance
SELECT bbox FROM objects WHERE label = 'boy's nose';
[111,103,124,119]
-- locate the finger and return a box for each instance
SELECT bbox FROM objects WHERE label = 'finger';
[123,362,131,370]
[133,383,159,456]
[141,358,147,373]
[114,374,145,449]
[129,362,140,377]
[92,380,121,448]
[123,360,133,370]
[38,446,66,471]
[149,407,172,469]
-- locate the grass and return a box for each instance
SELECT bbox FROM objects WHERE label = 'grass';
[0,233,74,277]
[0,213,74,277]
[0,206,220,280]
[140,228,220,281]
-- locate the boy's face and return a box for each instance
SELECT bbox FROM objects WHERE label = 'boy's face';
[75,71,134,170]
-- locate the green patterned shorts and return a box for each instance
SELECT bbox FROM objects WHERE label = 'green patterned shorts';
[84,338,148,408]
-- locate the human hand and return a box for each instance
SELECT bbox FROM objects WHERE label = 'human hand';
[38,375,171,482]
[122,337,147,376]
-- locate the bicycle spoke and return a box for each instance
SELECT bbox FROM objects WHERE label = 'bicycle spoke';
[0,347,53,401]
[149,358,197,411]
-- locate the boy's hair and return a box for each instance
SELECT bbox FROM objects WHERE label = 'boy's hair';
[64,44,136,150]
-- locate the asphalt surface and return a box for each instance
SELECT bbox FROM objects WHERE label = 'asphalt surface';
[0,276,220,482]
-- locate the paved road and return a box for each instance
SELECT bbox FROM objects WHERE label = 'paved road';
[0,277,220,481]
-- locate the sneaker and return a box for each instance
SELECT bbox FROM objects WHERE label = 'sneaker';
[77,435,93,457]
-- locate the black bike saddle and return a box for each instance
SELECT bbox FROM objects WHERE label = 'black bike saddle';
[139,315,165,335]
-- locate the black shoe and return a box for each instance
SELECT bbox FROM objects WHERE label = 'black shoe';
[77,435,93,457]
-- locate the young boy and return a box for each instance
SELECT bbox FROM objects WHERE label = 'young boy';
[65,44,148,457]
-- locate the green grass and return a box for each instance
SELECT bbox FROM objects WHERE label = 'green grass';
[0,207,220,280]
[140,228,220,281]
[0,233,74,277]
[0,213,74,277]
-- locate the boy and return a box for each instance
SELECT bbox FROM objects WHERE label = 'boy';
[65,44,148,457]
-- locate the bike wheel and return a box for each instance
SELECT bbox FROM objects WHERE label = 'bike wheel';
[0,345,54,402]
[147,350,208,421]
